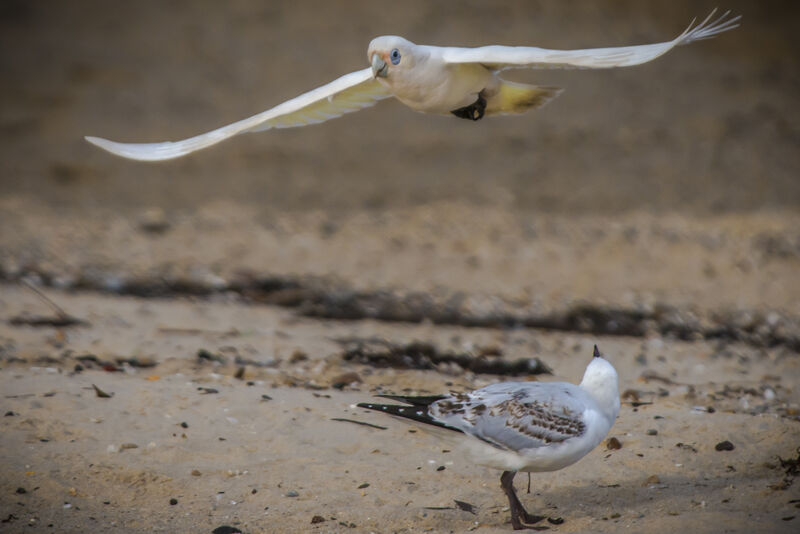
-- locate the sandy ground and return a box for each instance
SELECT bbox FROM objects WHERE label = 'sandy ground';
[1,1,800,533]
[1,284,799,533]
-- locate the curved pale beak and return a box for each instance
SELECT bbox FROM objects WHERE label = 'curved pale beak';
[371,53,388,78]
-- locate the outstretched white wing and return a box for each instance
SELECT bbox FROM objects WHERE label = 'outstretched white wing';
[441,9,740,70]
[85,67,390,161]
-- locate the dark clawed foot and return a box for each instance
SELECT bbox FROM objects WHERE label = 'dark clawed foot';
[450,94,487,121]
[521,512,546,524]
[510,521,549,531]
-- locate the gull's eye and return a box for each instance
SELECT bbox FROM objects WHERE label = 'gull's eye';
[390,48,401,65]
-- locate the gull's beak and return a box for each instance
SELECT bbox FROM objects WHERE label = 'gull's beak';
[371,53,388,78]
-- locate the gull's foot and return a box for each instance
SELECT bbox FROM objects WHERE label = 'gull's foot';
[510,521,549,531]
[451,94,487,121]
[521,512,547,524]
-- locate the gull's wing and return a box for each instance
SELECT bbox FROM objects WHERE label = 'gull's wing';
[440,9,740,71]
[85,67,390,161]
[429,382,593,451]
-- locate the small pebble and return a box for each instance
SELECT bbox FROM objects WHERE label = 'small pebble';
[120,443,138,450]
[191,470,202,476]
[180,422,189,429]
[331,372,362,389]
[644,474,660,485]
[606,437,622,450]
[16,487,26,494]
[715,440,735,451]
[311,515,326,524]
[138,207,170,234]
[357,483,369,489]
[169,498,178,505]
[286,490,299,497]
[647,429,658,436]
[437,466,446,471]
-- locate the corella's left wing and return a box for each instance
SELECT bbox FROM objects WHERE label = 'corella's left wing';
[86,67,390,161]
[441,9,739,70]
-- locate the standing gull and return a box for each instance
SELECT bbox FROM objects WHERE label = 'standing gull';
[86,10,739,161]
[357,345,620,530]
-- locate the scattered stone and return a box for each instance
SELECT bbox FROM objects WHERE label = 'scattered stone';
[289,350,308,363]
[647,429,658,436]
[4,411,16,417]
[118,356,157,368]
[261,394,273,401]
[91,384,112,398]
[137,207,170,234]
[644,475,661,485]
[285,490,299,497]
[311,515,325,524]
[212,527,243,534]
[331,372,362,389]
[606,437,622,450]
[715,440,735,451]
[120,443,138,450]
[357,483,369,489]
[436,466,445,471]
[547,517,564,525]
[15,487,26,494]
[198,387,219,394]
[180,422,189,429]
[772,447,800,490]
[234,366,246,380]
[191,470,202,476]
[676,442,698,453]
[169,498,178,505]
[197,349,226,364]
[454,500,476,514]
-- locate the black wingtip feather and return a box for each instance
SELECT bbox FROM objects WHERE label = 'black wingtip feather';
[374,394,447,406]
[357,402,462,433]
[593,344,601,358]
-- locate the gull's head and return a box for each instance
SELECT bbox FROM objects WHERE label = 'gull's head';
[368,36,416,79]
[579,345,620,420]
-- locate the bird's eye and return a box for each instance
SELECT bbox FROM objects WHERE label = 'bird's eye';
[390,48,401,65]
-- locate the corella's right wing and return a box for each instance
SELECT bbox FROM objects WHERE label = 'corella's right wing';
[85,67,390,161]
[441,9,740,70]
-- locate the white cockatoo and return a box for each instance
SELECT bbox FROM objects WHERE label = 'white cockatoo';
[86,10,739,161]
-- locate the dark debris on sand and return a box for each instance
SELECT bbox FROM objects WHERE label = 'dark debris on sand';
[339,339,551,376]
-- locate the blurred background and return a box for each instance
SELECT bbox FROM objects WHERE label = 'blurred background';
[1,0,797,215]
[0,0,798,317]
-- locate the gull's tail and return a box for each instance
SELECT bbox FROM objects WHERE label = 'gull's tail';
[486,81,562,116]
[357,394,463,433]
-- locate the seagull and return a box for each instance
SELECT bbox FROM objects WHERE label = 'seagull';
[85,10,739,161]
[357,345,620,530]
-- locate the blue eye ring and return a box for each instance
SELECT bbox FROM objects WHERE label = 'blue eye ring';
[390,48,401,65]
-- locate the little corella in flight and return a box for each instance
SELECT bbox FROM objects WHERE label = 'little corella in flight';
[86,10,739,162]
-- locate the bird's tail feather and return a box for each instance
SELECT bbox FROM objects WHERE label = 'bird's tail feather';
[357,401,462,433]
[486,81,562,116]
